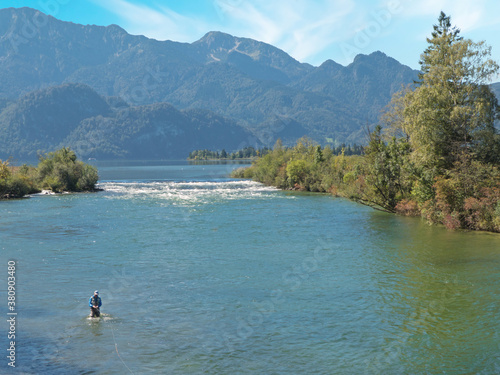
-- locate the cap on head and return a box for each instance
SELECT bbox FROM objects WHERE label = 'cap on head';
[94,290,99,294]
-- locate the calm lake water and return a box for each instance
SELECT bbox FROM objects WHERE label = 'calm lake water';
[1,161,500,374]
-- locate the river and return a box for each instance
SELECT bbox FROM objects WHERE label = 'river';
[1,161,499,374]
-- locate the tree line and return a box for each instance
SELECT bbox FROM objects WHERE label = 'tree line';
[233,13,500,232]
[0,147,99,199]
[188,143,363,161]
[188,147,271,160]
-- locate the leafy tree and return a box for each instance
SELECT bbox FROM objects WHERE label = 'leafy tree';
[388,12,500,172]
[0,160,10,180]
[286,159,309,187]
[314,145,324,164]
[375,12,500,228]
[361,126,412,212]
[1,148,98,199]
[37,147,98,192]
[0,160,39,198]
[417,11,462,81]
[0,160,12,197]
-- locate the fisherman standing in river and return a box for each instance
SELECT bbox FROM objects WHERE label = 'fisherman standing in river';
[89,290,102,317]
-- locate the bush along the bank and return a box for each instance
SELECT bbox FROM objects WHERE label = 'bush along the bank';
[0,160,39,198]
[231,137,366,195]
[0,147,99,199]
[37,147,98,192]
[234,13,500,232]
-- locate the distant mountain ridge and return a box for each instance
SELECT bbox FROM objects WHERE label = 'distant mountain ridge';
[0,83,256,160]
[0,7,497,160]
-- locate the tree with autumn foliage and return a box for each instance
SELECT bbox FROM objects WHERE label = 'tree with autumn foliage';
[374,12,500,229]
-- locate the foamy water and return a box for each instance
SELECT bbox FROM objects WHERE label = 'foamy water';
[99,180,286,205]
[86,313,115,323]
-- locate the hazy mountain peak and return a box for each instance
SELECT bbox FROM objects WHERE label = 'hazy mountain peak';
[351,51,402,68]
[193,30,313,82]
[1,6,42,17]
[318,59,343,72]
[0,7,52,35]
[195,31,278,62]
[103,23,127,35]
[195,31,238,49]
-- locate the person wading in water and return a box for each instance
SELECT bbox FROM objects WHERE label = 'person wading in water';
[89,290,102,317]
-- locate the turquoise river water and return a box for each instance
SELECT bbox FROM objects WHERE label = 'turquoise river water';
[1,161,500,374]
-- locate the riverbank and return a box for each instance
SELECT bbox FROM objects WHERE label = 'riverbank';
[231,138,500,232]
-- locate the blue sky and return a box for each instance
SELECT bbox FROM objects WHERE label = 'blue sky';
[1,0,500,75]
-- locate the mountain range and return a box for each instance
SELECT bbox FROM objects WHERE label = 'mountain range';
[0,7,497,160]
[0,83,255,159]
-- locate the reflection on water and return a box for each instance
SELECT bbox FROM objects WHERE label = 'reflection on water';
[1,162,499,374]
[363,213,500,374]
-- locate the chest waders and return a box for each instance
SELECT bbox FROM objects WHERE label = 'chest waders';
[90,296,100,317]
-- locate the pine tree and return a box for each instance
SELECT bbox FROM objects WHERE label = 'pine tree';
[388,12,499,171]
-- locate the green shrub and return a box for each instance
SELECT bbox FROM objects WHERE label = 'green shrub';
[37,147,98,192]
[6,174,37,197]
[1,148,99,199]
[286,159,309,188]
[77,164,99,190]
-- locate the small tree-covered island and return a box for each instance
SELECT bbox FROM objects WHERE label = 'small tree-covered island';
[0,147,99,199]
[233,13,500,233]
